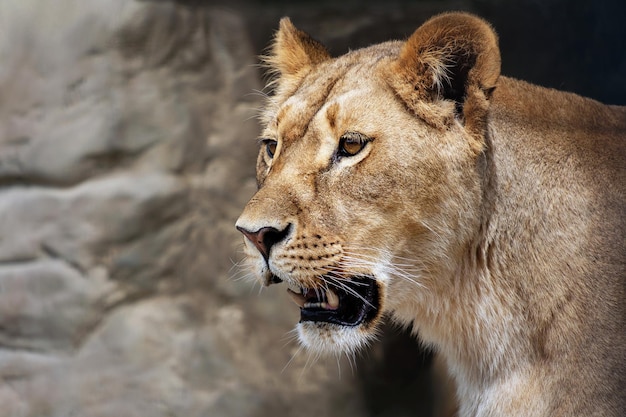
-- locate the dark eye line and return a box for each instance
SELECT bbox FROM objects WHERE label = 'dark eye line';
[336,131,373,159]
[259,138,278,159]
[340,131,369,142]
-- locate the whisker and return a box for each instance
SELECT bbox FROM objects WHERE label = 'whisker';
[335,353,342,379]
[341,245,429,270]
[342,246,429,268]
[282,343,304,374]
[317,265,367,283]
[281,353,300,375]
[339,255,422,278]
[314,251,427,292]
[280,328,300,349]
[345,256,425,271]
[228,258,260,285]
[245,89,271,100]
[299,349,323,384]
[316,265,353,281]
[230,270,256,283]
[338,251,427,289]
[320,275,375,308]
[228,256,246,270]
[345,350,357,376]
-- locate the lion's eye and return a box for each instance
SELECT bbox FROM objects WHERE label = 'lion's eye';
[338,132,369,158]
[262,139,278,159]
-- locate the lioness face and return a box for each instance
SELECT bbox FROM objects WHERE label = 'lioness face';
[237,16,494,355]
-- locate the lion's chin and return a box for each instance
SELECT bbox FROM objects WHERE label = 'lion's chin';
[296,321,380,355]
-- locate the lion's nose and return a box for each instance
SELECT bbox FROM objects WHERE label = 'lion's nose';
[236,224,291,261]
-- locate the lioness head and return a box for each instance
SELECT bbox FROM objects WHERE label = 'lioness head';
[236,13,500,355]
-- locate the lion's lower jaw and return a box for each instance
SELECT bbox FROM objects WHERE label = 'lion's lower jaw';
[296,321,378,355]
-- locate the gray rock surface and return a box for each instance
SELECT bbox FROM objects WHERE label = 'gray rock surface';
[0,2,365,416]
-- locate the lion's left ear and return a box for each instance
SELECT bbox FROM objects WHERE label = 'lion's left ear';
[386,12,500,151]
[265,18,330,83]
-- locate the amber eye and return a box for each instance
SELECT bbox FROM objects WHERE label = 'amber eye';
[262,139,278,159]
[338,132,369,158]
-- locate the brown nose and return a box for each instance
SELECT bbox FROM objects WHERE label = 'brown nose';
[236,225,291,261]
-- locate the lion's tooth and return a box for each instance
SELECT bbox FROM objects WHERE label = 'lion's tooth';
[326,288,339,309]
[287,289,306,308]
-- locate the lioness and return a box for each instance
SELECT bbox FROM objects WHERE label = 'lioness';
[236,12,625,417]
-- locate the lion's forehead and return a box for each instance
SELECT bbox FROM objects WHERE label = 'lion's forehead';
[265,48,398,142]
[274,87,398,157]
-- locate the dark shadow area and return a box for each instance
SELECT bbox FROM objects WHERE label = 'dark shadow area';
[356,322,435,417]
[218,0,626,105]
[474,0,626,105]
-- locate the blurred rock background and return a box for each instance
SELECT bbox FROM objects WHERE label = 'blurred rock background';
[0,1,623,417]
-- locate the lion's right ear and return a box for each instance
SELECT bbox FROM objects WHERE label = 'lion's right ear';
[264,18,330,81]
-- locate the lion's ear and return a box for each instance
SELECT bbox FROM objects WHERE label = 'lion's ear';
[265,18,330,80]
[387,12,500,149]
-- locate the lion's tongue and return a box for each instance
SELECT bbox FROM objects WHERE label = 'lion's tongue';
[287,287,339,310]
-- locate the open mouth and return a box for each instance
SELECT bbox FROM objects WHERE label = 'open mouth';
[286,276,379,326]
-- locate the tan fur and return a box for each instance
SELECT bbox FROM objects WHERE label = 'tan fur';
[236,12,626,417]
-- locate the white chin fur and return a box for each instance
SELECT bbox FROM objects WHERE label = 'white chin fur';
[297,321,376,355]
